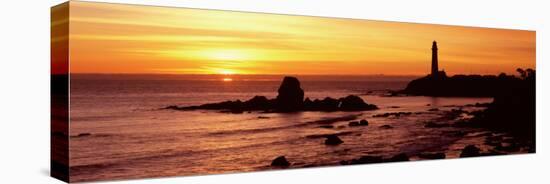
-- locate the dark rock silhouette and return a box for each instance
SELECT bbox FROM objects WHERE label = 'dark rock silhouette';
[349,119,369,127]
[460,145,481,157]
[245,96,272,110]
[271,156,290,167]
[387,153,409,162]
[464,69,535,151]
[303,98,313,108]
[324,135,344,145]
[339,95,373,111]
[379,125,393,129]
[418,152,446,159]
[276,76,304,112]
[165,76,377,113]
[348,121,359,126]
[372,112,412,118]
[402,72,525,97]
[318,125,334,129]
[304,97,339,111]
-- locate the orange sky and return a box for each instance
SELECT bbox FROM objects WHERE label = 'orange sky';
[62,1,536,76]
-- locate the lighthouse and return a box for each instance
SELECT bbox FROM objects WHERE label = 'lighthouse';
[431,41,439,78]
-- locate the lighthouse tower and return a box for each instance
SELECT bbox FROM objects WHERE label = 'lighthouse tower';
[431,41,439,78]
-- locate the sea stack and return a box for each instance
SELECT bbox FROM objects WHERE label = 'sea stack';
[276,76,304,112]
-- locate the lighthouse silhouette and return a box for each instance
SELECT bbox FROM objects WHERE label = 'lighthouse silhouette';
[431,41,439,78]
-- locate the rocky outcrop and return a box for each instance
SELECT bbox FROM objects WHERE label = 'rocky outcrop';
[339,95,373,111]
[372,112,412,118]
[379,125,393,129]
[271,156,291,167]
[418,152,446,159]
[276,77,304,112]
[349,119,369,127]
[387,153,409,162]
[324,135,344,145]
[165,76,377,113]
[460,145,481,157]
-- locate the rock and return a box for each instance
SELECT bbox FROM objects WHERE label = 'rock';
[373,113,390,118]
[388,153,409,162]
[372,112,412,118]
[379,125,393,129]
[257,116,270,119]
[271,156,291,167]
[348,121,359,126]
[460,145,481,157]
[244,96,271,110]
[199,100,244,111]
[349,119,368,126]
[355,156,384,164]
[309,97,340,111]
[338,95,377,111]
[319,125,334,129]
[324,135,344,145]
[303,97,313,109]
[275,76,304,112]
[339,160,350,165]
[418,152,446,159]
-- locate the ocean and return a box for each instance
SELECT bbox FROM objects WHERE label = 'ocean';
[68,74,494,182]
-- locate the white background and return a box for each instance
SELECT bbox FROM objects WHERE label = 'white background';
[0,0,548,183]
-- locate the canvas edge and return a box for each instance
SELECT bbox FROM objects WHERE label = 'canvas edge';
[51,1,70,183]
